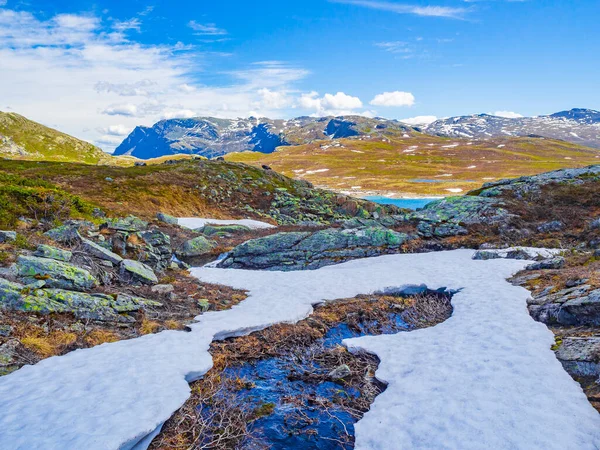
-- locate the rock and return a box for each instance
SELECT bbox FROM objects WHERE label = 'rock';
[156,212,178,225]
[197,298,210,312]
[137,230,172,271]
[200,224,251,236]
[566,279,589,288]
[119,259,158,284]
[473,247,559,261]
[530,287,600,326]
[34,244,72,262]
[526,257,565,271]
[0,278,24,306]
[555,337,600,377]
[80,238,123,265]
[410,196,510,226]
[537,221,564,233]
[590,218,600,230]
[44,225,82,244]
[92,208,106,218]
[472,250,502,260]
[0,231,17,243]
[0,340,19,375]
[219,227,416,271]
[104,216,148,232]
[0,325,12,337]
[151,284,175,295]
[16,255,97,291]
[105,177,114,182]
[176,236,216,258]
[329,364,352,380]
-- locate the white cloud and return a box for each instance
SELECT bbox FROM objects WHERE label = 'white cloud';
[330,0,468,19]
[299,91,364,116]
[255,88,293,110]
[101,124,132,136]
[492,110,523,118]
[162,109,197,119]
[370,91,415,107]
[188,21,227,35]
[101,104,138,116]
[400,115,438,126]
[112,18,141,33]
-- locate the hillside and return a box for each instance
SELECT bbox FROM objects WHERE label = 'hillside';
[0,111,114,165]
[226,133,600,196]
[113,116,414,159]
[424,108,600,149]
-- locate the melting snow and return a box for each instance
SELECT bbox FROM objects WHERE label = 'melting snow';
[446,188,464,193]
[0,251,599,449]
[178,217,275,230]
[305,168,330,175]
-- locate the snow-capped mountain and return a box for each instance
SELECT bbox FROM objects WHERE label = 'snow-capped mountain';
[424,108,600,148]
[114,116,412,159]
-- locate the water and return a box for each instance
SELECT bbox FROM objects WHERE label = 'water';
[364,196,438,210]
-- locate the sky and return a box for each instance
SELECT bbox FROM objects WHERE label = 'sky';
[0,0,599,152]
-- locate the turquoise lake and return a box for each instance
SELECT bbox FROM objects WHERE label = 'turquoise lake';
[363,196,439,210]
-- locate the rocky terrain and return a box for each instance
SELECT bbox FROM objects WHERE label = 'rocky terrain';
[424,108,600,149]
[113,115,413,159]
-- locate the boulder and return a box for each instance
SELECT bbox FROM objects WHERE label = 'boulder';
[410,196,510,226]
[0,278,24,307]
[16,255,97,291]
[218,227,415,271]
[537,221,564,233]
[156,212,178,225]
[119,259,158,284]
[44,225,81,244]
[137,230,172,271]
[34,244,72,262]
[472,250,502,260]
[104,216,148,232]
[0,340,18,376]
[329,364,352,380]
[151,284,174,295]
[0,231,17,243]
[80,238,123,264]
[200,224,251,236]
[176,236,216,258]
[555,337,600,377]
[526,257,565,271]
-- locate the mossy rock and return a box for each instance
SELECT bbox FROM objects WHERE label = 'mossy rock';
[176,236,216,258]
[34,244,72,262]
[16,255,97,291]
[119,259,158,284]
[200,224,251,236]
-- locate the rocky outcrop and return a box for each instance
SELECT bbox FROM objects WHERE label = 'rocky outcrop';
[34,245,72,262]
[218,227,416,271]
[410,196,510,226]
[556,338,600,377]
[156,212,178,225]
[176,236,216,258]
[80,238,123,265]
[528,285,600,326]
[16,255,98,291]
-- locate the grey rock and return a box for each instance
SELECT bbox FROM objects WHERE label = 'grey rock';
[156,212,178,225]
[151,284,175,295]
[537,221,564,233]
[526,257,565,271]
[176,236,216,258]
[590,218,600,230]
[329,364,352,380]
[472,250,502,260]
[556,337,600,377]
[0,324,12,337]
[0,231,17,243]
[410,196,510,226]
[120,259,158,284]
[34,244,72,262]
[0,340,19,375]
[200,224,251,236]
[16,255,97,291]
[80,238,123,264]
[44,225,82,244]
[104,216,148,232]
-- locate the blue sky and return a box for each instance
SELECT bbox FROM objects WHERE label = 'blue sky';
[0,0,598,151]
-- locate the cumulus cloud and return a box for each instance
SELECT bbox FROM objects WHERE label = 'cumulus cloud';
[101,124,132,136]
[299,91,364,116]
[400,115,438,126]
[370,91,415,107]
[492,110,523,118]
[101,104,139,117]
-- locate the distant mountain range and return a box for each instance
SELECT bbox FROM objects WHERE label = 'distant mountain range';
[113,116,413,159]
[423,108,600,149]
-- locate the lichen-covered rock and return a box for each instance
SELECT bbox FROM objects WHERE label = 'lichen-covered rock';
[329,364,352,380]
[526,257,565,271]
[219,227,415,271]
[44,225,81,244]
[16,256,97,291]
[555,337,600,377]
[34,244,72,262]
[0,278,24,307]
[156,212,178,225]
[0,231,17,243]
[537,221,564,233]
[200,224,251,236]
[417,221,467,238]
[104,216,148,232]
[80,238,123,264]
[472,250,502,260]
[137,230,172,271]
[119,259,158,284]
[0,340,19,376]
[411,196,510,226]
[176,236,216,258]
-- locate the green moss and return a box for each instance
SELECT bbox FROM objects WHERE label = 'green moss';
[253,402,275,419]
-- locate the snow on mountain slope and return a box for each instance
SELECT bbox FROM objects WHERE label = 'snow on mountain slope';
[425,108,600,148]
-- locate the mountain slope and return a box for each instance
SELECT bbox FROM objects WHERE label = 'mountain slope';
[0,111,112,164]
[226,133,600,196]
[424,108,600,148]
[113,116,414,159]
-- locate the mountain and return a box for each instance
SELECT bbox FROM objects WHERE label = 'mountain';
[424,108,600,148]
[113,116,413,159]
[0,111,112,164]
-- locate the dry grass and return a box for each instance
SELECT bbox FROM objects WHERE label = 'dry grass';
[84,330,120,347]
[20,330,77,358]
